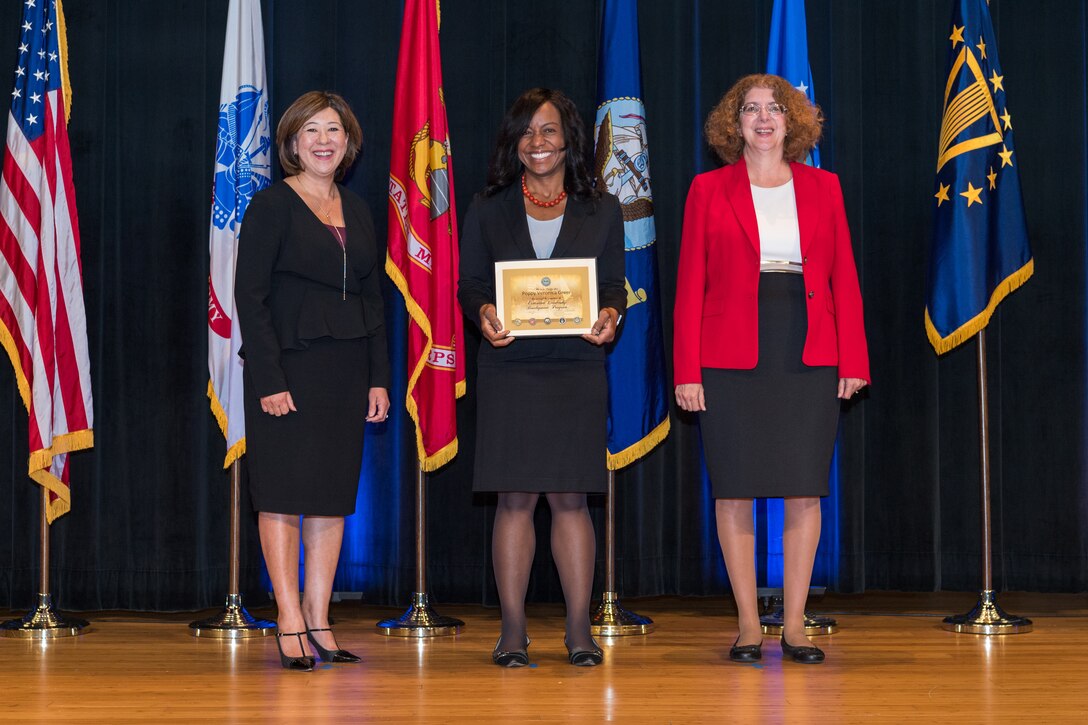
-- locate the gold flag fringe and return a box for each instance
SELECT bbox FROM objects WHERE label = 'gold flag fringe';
[207,380,247,468]
[925,258,1034,355]
[606,416,671,471]
[56,0,72,122]
[28,428,94,523]
[384,253,465,472]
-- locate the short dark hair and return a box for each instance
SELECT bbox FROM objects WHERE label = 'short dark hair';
[484,87,598,201]
[704,74,823,164]
[276,91,363,179]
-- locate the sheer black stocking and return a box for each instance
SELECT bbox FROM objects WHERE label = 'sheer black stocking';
[546,492,596,652]
[492,492,539,650]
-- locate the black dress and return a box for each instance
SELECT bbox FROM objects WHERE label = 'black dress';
[235,182,390,516]
[458,186,627,493]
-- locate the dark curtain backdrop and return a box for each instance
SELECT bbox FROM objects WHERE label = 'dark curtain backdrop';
[2,1,1086,611]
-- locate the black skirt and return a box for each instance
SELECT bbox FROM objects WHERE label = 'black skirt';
[243,337,369,515]
[472,359,607,493]
[699,273,839,499]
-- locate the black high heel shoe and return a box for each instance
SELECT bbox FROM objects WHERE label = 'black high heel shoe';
[780,636,825,664]
[306,628,362,663]
[275,631,316,671]
[565,639,604,667]
[729,637,763,662]
[491,636,530,667]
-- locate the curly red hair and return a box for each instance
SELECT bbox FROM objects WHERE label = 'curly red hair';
[704,74,823,164]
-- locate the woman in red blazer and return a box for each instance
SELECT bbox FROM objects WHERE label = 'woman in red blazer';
[674,75,869,664]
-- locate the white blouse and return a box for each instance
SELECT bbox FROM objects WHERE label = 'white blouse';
[751,180,801,264]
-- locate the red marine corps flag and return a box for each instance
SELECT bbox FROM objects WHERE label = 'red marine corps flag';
[1,0,93,522]
[386,0,465,471]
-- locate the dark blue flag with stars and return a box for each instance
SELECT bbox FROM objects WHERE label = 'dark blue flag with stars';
[594,0,670,469]
[926,0,1032,353]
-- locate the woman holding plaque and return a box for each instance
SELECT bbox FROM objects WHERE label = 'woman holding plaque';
[236,91,390,671]
[458,88,626,668]
[673,74,869,664]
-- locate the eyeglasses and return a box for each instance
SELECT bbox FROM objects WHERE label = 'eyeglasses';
[739,102,787,117]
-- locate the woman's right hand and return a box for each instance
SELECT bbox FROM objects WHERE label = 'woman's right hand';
[675,383,706,412]
[260,391,297,417]
[479,304,514,347]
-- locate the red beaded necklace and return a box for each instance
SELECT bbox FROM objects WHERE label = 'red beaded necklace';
[521,174,567,208]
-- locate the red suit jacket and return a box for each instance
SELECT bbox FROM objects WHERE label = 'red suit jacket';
[673,159,870,385]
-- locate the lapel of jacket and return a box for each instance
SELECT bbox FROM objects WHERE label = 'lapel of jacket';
[790,162,817,257]
[725,158,760,256]
[500,183,537,260]
[550,194,588,259]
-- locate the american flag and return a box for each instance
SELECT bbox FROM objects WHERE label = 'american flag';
[0,0,94,523]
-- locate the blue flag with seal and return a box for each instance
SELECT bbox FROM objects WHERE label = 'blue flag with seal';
[766,0,820,168]
[926,0,1032,353]
[594,0,670,469]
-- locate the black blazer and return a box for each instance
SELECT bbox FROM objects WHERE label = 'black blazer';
[457,183,627,363]
[235,180,390,397]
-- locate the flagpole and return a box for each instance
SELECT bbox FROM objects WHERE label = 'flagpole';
[0,487,89,638]
[189,459,275,637]
[942,330,1032,634]
[376,460,463,636]
[592,469,653,636]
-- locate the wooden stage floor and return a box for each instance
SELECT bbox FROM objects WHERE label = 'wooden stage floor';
[3,592,1086,723]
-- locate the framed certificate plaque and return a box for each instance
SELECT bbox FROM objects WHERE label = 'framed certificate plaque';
[494,258,599,337]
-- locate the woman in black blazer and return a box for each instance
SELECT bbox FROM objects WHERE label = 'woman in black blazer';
[458,88,626,668]
[236,91,390,671]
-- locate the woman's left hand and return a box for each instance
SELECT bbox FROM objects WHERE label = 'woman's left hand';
[582,307,619,346]
[366,387,391,423]
[838,377,867,400]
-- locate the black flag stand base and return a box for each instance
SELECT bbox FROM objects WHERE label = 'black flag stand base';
[376,463,464,637]
[1,488,89,639]
[190,460,275,638]
[590,470,654,637]
[943,590,1032,634]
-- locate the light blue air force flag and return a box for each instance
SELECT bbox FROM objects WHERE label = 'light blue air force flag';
[766,0,820,168]
[595,0,670,469]
[208,0,272,466]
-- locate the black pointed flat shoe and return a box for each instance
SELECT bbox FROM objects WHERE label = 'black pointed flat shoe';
[306,627,361,663]
[492,636,530,667]
[729,637,763,662]
[780,637,825,664]
[275,631,316,671]
[566,639,604,667]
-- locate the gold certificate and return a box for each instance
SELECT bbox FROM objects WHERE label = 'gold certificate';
[494,258,599,337]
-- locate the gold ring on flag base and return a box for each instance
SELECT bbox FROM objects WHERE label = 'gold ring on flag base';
[189,594,276,638]
[0,594,89,639]
[942,590,1032,634]
[758,591,838,636]
[376,592,464,637]
[591,592,654,636]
